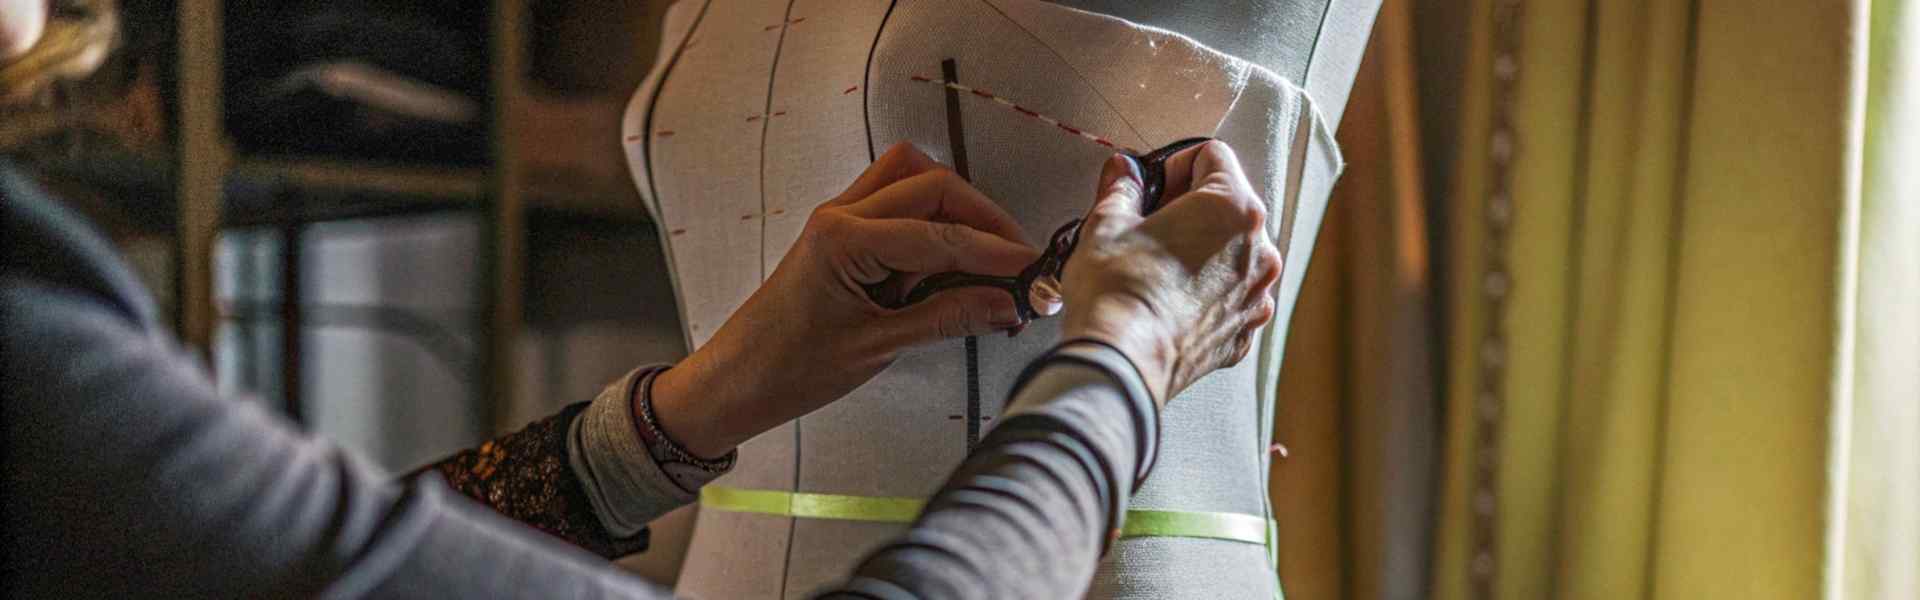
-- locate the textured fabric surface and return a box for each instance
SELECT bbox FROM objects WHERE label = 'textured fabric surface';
[635,3,822,595]
[623,1,1356,598]
[1044,0,1380,129]
[426,401,652,558]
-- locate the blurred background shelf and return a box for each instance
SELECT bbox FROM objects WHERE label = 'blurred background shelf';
[21,148,649,230]
[141,0,666,434]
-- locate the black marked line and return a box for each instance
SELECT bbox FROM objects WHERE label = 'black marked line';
[941,58,983,450]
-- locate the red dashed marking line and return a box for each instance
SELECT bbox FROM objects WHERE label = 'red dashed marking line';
[843,85,860,95]
[740,214,755,221]
[745,115,762,122]
[670,228,687,236]
[764,17,806,31]
[771,209,786,215]
[657,130,675,137]
[624,134,642,142]
[908,75,1139,154]
[772,110,787,117]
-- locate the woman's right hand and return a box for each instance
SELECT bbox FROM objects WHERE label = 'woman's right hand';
[1059,140,1282,407]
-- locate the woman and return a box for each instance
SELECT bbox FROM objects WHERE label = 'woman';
[2,6,1285,588]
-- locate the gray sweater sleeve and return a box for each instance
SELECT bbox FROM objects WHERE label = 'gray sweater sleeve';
[0,275,680,599]
[827,342,1160,599]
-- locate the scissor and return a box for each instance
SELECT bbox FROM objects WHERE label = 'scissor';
[868,137,1214,324]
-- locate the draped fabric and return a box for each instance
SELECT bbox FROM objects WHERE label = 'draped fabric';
[1832,2,1920,598]
[1423,0,1910,599]
[1270,1,1439,598]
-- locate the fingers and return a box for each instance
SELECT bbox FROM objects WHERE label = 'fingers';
[1242,242,1283,310]
[876,286,1023,348]
[848,218,1040,277]
[826,141,944,208]
[1082,154,1145,241]
[1160,140,1252,202]
[1248,294,1277,333]
[1226,331,1256,366]
[845,169,1031,246]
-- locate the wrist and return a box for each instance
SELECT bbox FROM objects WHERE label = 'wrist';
[641,360,740,460]
[1062,301,1176,407]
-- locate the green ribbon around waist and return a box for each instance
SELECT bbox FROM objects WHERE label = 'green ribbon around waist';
[700,485,1272,545]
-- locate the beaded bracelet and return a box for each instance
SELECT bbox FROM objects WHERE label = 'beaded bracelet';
[631,368,735,492]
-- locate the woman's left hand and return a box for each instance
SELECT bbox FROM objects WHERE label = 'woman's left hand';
[646,142,1038,458]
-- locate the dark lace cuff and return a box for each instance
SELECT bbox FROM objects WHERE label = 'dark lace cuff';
[416,402,650,559]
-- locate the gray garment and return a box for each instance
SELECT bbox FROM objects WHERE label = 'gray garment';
[571,365,702,537]
[1,166,1154,599]
[842,348,1157,599]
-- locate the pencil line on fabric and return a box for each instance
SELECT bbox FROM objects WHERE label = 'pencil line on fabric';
[908,75,1142,155]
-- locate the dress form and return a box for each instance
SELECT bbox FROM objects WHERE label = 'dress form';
[623,2,1377,597]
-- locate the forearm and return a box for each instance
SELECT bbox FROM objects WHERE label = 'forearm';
[827,342,1158,599]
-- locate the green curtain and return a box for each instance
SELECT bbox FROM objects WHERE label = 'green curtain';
[1428,0,1892,599]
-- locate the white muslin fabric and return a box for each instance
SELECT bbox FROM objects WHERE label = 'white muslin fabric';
[622,1,1347,597]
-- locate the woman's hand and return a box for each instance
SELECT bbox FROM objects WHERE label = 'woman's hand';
[647,142,1039,458]
[1060,141,1283,406]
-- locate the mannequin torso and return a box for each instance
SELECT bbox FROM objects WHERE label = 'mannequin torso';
[623,1,1377,597]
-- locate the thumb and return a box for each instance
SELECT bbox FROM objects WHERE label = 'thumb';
[1083,154,1144,241]
[876,287,1022,348]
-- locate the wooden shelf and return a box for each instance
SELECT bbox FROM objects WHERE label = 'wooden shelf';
[26,151,648,229]
[236,159,490,200]
[163,0,637,429]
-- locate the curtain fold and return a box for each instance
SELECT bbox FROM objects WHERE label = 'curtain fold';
[1428,1,1870,599]
[1830,1,1920,598]
[1271,0,1438,598]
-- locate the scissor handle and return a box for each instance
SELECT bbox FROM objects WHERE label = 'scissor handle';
[1132,136,1214,216]
[1050,136,1210,274]
[863,137,1216,322]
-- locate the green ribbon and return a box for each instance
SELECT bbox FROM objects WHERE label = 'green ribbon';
[701,485,1271,545]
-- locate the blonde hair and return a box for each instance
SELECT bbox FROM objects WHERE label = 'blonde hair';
[1,0,119,103]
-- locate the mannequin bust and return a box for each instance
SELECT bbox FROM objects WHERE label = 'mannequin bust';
[622,1,1378,598]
